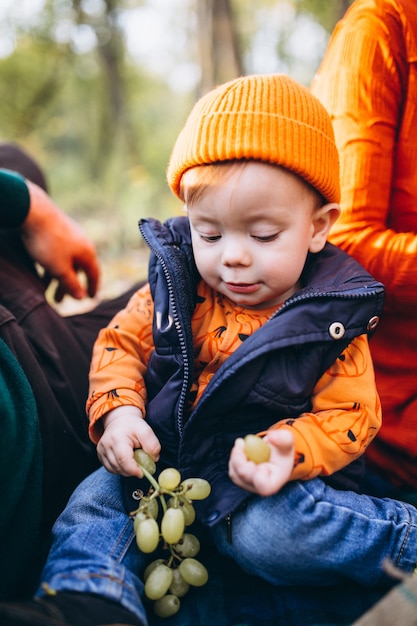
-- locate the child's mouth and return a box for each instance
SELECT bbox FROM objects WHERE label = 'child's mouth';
[225,282,259,294]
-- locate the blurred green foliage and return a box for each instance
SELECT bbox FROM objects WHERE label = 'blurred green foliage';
[0,0,353,290]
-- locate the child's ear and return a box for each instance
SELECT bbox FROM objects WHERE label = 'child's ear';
[309,203,341,253]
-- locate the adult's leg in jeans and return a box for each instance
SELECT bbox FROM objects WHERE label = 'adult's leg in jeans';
[37,467,149,624]
[211,477,417,587]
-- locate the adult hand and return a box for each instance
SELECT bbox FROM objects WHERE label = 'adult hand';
[21,180,100,301]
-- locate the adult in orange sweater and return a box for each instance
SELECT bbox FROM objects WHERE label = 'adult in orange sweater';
[311,0,417,495]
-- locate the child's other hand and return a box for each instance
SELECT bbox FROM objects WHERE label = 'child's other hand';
[228,429,294,496]
[97,406,161,477]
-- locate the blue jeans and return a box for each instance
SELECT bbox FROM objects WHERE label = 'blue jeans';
[36,467,417,623]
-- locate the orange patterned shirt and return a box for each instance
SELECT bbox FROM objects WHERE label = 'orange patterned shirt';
[87,280,381,482]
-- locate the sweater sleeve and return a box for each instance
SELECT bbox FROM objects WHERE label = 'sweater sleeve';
[87,282,155,443]
[0,338,42,596]
[311,4,417,313]
[0,169,30,228]
[268,334,381,481]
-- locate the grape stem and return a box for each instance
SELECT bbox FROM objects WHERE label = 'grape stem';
[136,463,168,515]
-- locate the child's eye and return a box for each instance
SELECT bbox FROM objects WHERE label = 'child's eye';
[200,234,221,242]
[252,233,279,242]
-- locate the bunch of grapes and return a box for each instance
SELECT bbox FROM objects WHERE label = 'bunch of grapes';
[132,449,211,618]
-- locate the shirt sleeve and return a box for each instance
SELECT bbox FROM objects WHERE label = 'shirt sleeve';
[87,282,155,443]
[0,169,30,228]
[311,6,417,313]
[267,334,382,481]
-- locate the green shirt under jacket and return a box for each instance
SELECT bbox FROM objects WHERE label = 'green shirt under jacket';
[0,169,43,598]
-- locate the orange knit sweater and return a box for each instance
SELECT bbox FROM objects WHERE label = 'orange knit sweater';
[311,0,417,488]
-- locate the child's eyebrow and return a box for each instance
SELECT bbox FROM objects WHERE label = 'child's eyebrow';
[189,213,219,225]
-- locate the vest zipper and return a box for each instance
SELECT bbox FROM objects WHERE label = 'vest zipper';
[139,224,189,439]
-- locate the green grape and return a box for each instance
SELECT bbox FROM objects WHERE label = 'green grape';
[135,517,160,553]
[169,568,190,597]
[134,449,156,475]
[173,533,200,558]
[144,558,165,582]
[178,498,196,526]
[158,467,181,491]
[180,478,211,500]
[153,594,180,618]
[161,507,185,544]
[244,434,271,464]
[133,511,148,534]
[138,497,159,520]
[144,564,173,600]
[168,496,196,526]
[178,558,209,587]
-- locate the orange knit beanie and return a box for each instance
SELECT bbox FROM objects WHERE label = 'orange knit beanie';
[167,73,340,204]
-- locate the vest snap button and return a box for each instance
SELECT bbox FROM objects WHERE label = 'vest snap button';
[131,489,144,501]
[329,321,345,339]
[367,315,380,331]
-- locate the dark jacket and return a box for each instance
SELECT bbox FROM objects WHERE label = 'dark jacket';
[124,216,384,526]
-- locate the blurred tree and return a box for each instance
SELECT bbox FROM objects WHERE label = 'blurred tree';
[0,41,65,140]
[71,0,130,177]
[0,1,184,221]
[296,0,352,33]
[196,0,243,95]
[231,0,354,85]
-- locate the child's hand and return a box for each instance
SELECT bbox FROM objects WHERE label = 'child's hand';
[228,429,295,496]
[97,406,161,477]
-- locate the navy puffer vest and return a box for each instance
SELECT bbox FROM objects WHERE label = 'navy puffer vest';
[123,216,384,526]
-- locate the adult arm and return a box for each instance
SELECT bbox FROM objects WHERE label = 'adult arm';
[311,3,417,312]
[0,169,30,227]
[0,168,100,301]
[21,180,99,301]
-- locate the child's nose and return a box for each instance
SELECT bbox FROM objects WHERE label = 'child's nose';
[221,238,251,266]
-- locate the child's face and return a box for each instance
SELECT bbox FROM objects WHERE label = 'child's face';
[185,161,334,310]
